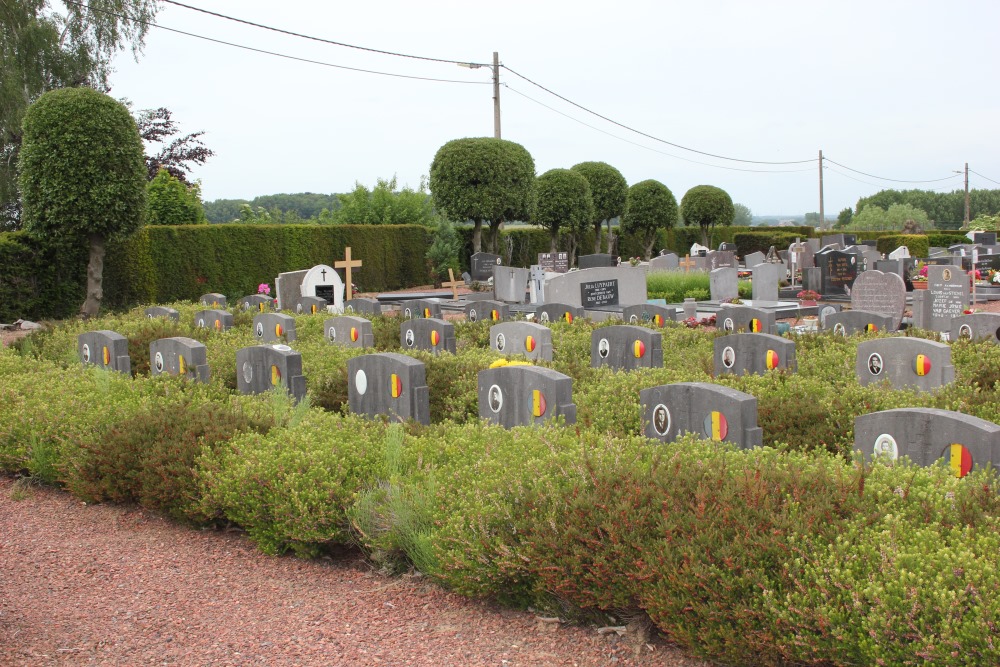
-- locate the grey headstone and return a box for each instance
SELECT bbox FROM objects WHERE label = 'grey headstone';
[648,253,679,271]
[490,321,553,361]
[888,246,911,261]
[858,247,882,272]
[145,306,180,322]
[714,333,797,376]
[470,252,503,281]
[578,253,616,269]
[640,382,762,448]
[478,366,576,428]
[535,302,585,324]
[718,242,738,253]
[235,344,306,402]
[544,267,647,309]
[622,303,677,327]
[536,252,569,273]
[493,265,531,304]
[325,315,374,348]
[253,313,297,344]
[298,264,345,312]
[199,293,227,308]
[345,298,382,317]
[818,303,842,327]
[150,337,209,383]
[855,408,1000,477]
[821,234,845,250]
[815,249,859,295]
[751,263,781,303]
[682,298,698,320]
[294,296,328,315]
[823,310,895,336]
[399,317,456,355]
[874,259,902,278]
[239,294,274,312]
[710,267,739,302]
[910,290,931,330]
[849,270,906,330]
[347,353,429,425]
[970,231,998,245]
[193,309,233,332]
[464,300,510,323]
[400,299,443,320]
[716,305,777,335]
[529,265,548,304]
[590,325,663,371]
[925,265,969,332]
[951,313,1000,343]
[275,269,309,311]
[708,250,738,270]
[856,337,955,391]
[802,267,823,294]
[806,238,822,253]
[77,330,131,375]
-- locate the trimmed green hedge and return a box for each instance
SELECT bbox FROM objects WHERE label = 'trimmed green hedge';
[0,231,87,322]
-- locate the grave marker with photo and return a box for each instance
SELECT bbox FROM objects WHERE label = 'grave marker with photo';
[325,315,374,348]
[193,309,233,332]
[253,313,296,344]
[239,294,274,312]
[477,365,576,428]
[145,306,179,321]
[925,265,969,332]
[622,303,676,327]
[716,305,777,335]
[714,333,797,376]
[347,353,429,425]
[400,299,443,320]
[294,296,327,315]
[150,337,209,382]
[470,252,503,281]
[855,337,955,391]
[399,317,456,355]
[951,313,1000,343]
[78,330,131,374]
[490,321,553,361]
[199,293,227,308]
[590,325,663,371]
[345,298,382,317]
[535,302,585,324]
[464,300,509,323]
[823,310,894,336]
[639,382,762,448]
[815,248,859,295]
[235,344,306,402]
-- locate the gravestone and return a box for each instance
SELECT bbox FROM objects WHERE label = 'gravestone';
[150,337,209,383]
[818,303,842,328]
[802,267,823,294]
[490,321,553,361]
[78,331,131,374]
[400,299,443,320]
[239,294,274,312]
[714,333,797,376]
[535,302,585,324]
[235,344,306,401]
[294,296,328,315]
[710,267,739,302]
[325,315,374,348]
[806,238,821,253]
[815,248,858,295]
[718,242,738,253]
[345,298,382,317]
[925,265,969,332]
[253,313,296,343]
[969,231,998,245]
[823,310,894,336]
[855,408,1000,477]
[347,353,429,425]
[649,253,679,271]
[493,266,531,304]
[464,300,509,323]
[874,259,902,279]
[529,265,549,304]
[199,293,227,308]
[888,246,911,261]
[193,309,233,332]
[951,313,1000,343]
[788,240,815,270]
[590,325,663,371]
[478,365,576,428]
[578,253,616,269]
[622,303,676,327]
[276,265,345,312]
[849,270,906,330]
[856,337,955,391]
[716,306,776,335]
[537,251,569,273]
[858,247,882,272]
[470,252,503,281]
[145,306,179,321]
[751,263,781,302]
[544,267,647,310]
[744,251,765,269]
[639,382,762,448]
[399,317,456,355]
[708,250,738,270]
[821,234,846,250]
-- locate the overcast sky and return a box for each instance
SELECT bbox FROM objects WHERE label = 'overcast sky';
[109,0,1000,217]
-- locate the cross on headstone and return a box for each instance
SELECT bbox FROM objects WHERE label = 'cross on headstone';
[320,268,327,281]
[789,238,805,288]
[335,246,363,301]
[679,254,697,273]
[443,268,463,301]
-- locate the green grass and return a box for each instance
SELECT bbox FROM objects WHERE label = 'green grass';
[646,270,751,301]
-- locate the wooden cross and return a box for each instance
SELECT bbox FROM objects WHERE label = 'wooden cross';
[678,254,697,273]
[335,246,363,301]
[442,268,463,301]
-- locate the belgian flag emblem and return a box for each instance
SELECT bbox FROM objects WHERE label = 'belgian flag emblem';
[275,324,284,338]
[525,335,536,352]
[258,302,266,313]
[423,307,431,318]
[491,309,500,321]
[865,323,878,333]
[102,346,110,366]
[178,355,187,375]
[532,390,547,417]
[947,443,973,478]
[390,373,403,398]
[564,311,574,323]
[271,365,281,386]
[750,318,763,332]
[915,354,931,376]
[350,327,359,342]
[633,340,646,358]
[430,330,441,346]
[214,318,222,331]
[653,314,664,327]
[704,411,728,441]
[765,349,780,370]
[311,304,318,314]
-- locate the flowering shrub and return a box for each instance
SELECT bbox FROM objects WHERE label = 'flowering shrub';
[796,289,820,301]
[257,283,271,295]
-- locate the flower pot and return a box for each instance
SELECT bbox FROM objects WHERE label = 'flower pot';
[798,299,818,307]
[912,282,928,290]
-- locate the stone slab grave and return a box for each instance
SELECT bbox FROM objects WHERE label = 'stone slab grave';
[802,267,823,295]
[751,263,782,303]
[275,264,344,312]
[718,241,738,253]
[787,239,815,271]
[470,252,503,282]
[78,330,131,374]
[821,234,847,249]
[535,302,585,324]
[239,294,273,312]
[648,252,679,271]
[253,313,296,344]
[235,344,306,402]
[537,251,569,273]
[716,305,776,335]
[294,296,327,315]
[856,337,955,391]
[543,266,647,310]
[874,259,914,281]
[951,313,1000,343]
[399,317,456,355]
[464,300,509,323]
[710,267,739,302]
[969,231,998,245]
[817,303,842,328]
[857,246,882,272]
[478,365,576,428]
[577,253,616,269]
[145,306,179,321]
[622,303,676,327]
[400,299,442,320]
[743,251,765,269]
[888,246,911,261]
[493,266,531,304]
[639,382,763,448]
[849,270,906,330]
[150,337,209,383]
[815,248,859,295]
[347,352,429,425]
[590,325,663,371]
[193,309,233,332]
[325,315,374,348]
[490,321,553,361]
[199,293,226,308]
[345,298,382,317]
[924,265,969,332]
[855,408,1000,478]
[714,333,796,376]
[708,250,738,270]
[823,310,894,336]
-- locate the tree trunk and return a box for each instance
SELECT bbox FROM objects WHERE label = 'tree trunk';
[644,232,656,260]
[485,220,502,254]
[550,230,558,254]
[472,219,483,254]
[594,221,603,254]
[606,219,615,254]
[80,233,105,320]
[701,224,709,247]
[569,236,578,268]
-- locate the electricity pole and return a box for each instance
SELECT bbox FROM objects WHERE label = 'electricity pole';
[964,162,970,225]
[818,149,825,228]
[493,51,501,139]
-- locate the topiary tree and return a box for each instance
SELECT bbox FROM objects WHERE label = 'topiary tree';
[621,179,678,260]
[681,184,735,247]
[146,167,206,225]
[429,137,535,254]
[570,161,628,254]
[532,168,594,264]
[19,87,146,318]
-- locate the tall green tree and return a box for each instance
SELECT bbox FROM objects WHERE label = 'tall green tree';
[681,185,735,246]
[19,88,147,318]
[146,168,206,226]
[621,179,678,259]
[570,161,628,254]
[333,176,438,226]
[429,137,535,254]
[532,168,594,263]
[846,203,931,232]
[733,203,753,227]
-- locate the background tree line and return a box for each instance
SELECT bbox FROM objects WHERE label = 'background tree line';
[835,188,1000,231]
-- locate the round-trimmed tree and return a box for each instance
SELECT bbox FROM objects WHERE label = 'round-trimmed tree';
[570,161,628,254]
[681,185,735,247]
[429,137,535,254]
[621,179,678,259]
[532,168,594,263]
[19,87,146,318]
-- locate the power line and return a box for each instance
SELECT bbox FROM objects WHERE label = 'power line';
[970,169,1000,186]
[160,0,489,67]
[501,64,817,166]
[823,157,959,184]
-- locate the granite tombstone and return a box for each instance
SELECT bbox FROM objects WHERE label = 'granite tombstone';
[193,309,233,332]
[348,353,429,424]
[855,337,955,391]
[478,365,576,428]
[490,321,553,361]
[235,344,307,401]
[145,306,180,321]
[150,337,209,382]
[640,382,763,448]
[849,270,906,330]
[590,325,663,371]
[253,313,296,343]
[714,333,796,376]
[325,315,374,348]
[399,317,456,355]
[78,330,131,374]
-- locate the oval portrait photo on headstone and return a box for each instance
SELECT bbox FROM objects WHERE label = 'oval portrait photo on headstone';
[404,328,415,347]
[722,346,736,369]
[942,268,952,281]
[959,324,973,340]
[354,369,367,396]
[255,322,264,338]
[652,404,671,437]
[495,333,506,352]
[242,361,253,383]
[154,352,164,373]
[873,433,898,460]
[867,352,884,376]
[539,311,550,323]
[82,344,91,363]
[469,308,478,322]
[488,384,503,414]
[598,338,610,359]
[629,314,639,325]
[834,323,846,337]
[723,318,734,332]
[328,326,337,342]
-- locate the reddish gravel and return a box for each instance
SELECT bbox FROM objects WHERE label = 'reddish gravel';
[0,477,713,667]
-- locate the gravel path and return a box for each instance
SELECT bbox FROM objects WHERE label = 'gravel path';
[0,477,711,667]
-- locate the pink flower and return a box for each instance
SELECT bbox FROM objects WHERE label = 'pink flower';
[258,283,271,295]
[919,265,928,277]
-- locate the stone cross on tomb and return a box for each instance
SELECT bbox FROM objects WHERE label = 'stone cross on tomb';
[789,238,805,287]
[442,268,464,301]
[335,246,363,301]
[679,254,697,273]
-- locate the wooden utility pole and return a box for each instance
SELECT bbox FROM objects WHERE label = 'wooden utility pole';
[818,150,825,228]
[492,51,501,139]
[964,162,970,225]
